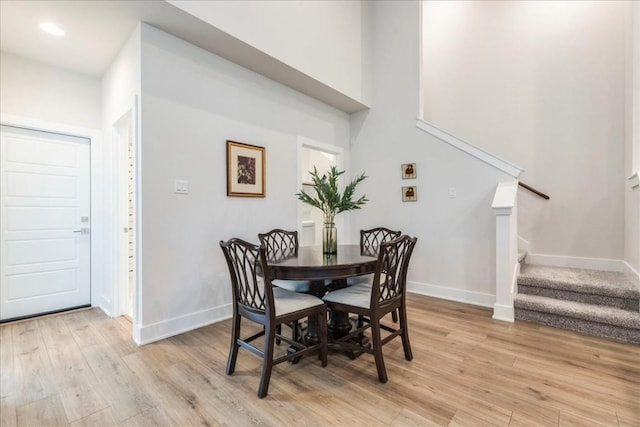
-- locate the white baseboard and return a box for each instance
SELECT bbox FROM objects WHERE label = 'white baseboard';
[98,295,113,318]
[407,281,494,308]
[133,304,233,345]
[492,304,514,322]
[623,261,640,282]
[525,254,625,272]
[518,236,531,252]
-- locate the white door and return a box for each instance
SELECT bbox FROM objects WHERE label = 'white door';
[1,125,91,321]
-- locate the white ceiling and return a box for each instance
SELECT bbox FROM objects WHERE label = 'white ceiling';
[0,0,366,112]
[0,1,158,77]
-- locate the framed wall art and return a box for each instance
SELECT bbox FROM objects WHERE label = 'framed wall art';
[227,140,265,197]
[401,163,416,179]
[402,186,417,202]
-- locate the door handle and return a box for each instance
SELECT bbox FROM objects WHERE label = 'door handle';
[73,228,89,235]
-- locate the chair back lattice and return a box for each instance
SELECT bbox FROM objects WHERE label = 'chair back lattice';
[220,238,273,314]
[258,229,299,261]
[360,227,401,257]
[372,235,417,306]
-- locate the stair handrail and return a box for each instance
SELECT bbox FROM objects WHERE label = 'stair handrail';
[518,181,549,200]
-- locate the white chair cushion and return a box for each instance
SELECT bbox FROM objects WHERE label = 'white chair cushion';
[272,279,311,292]
[322,283,372,309]
[346,273,373,287]
[273,287,325,317]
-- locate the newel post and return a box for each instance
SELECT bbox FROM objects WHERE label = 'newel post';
[492,181,518,322]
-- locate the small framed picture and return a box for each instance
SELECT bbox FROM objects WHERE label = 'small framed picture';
[401,163,416,179]
[227,140,266,197]
[402,186,417,202]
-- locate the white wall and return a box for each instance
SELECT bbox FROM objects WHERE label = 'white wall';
[625,2,640,277]
[101,26,141,318]
[102,27,141,134]
[137,24,351,343]
[0,52,101,129]
[167,0,370,106]
[0,51,107,314]
[350,1,513,305]
[0,32,144,323]
[422,1,628,261]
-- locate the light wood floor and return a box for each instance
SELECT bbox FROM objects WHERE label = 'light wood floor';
[1,294,638,426]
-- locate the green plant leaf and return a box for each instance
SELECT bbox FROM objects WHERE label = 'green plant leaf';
[296,166,368,221]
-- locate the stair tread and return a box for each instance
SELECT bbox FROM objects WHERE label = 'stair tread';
[518,264,640,298]
[514,294,640,329]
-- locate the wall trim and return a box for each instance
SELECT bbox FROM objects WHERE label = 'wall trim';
[133,304,233,345]
[416,118,523,178]
[623,261,640,282]
[407,281,494,308]
[526,253,626,272]
[492,304,514,322]
[518,236,531,252]
[99,296,113,317]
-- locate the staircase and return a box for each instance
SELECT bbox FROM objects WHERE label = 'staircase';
[514,263,640,344]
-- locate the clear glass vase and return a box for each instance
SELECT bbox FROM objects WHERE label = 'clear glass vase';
[323,222,337,254]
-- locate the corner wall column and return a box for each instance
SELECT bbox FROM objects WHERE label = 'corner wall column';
[492,181,519,322]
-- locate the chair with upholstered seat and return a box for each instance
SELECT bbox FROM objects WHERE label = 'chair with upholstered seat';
[258,229,310,292]
[348,227,401,321]
[220,238,328,398]
[348,227,401,285]
[258,229,313,342]
[323,235,417,383]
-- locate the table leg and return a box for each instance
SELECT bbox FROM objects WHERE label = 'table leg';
[328,310,352,338]
[303,280,328,345]
[324,279,351,339]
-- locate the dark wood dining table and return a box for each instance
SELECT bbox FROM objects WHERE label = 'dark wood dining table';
[267,244,378,345]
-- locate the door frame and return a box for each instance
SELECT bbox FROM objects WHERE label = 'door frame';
[296,136,346,243]
[0,114,105,312]
[113,109,136,319]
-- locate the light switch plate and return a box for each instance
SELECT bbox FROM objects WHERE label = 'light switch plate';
[174,179,189,194]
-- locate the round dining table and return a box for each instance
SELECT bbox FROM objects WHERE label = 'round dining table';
[267,244,378,345]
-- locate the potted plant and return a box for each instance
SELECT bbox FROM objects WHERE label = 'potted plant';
[297,166,368,254]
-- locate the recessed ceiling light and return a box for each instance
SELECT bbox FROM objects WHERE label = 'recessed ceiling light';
[39,22,65,36]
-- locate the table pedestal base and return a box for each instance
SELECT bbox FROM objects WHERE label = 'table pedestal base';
[290,278,371,359]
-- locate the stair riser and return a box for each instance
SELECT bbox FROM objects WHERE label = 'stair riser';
[515,309,640,344]
[517,284,639,311]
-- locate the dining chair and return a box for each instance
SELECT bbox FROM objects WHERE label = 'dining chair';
[258,229,312,342]
[348,227,402,322]
[219,238,328,398]
[360,227,402,256]
[258,229,310,292]
[322,235,417,383]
